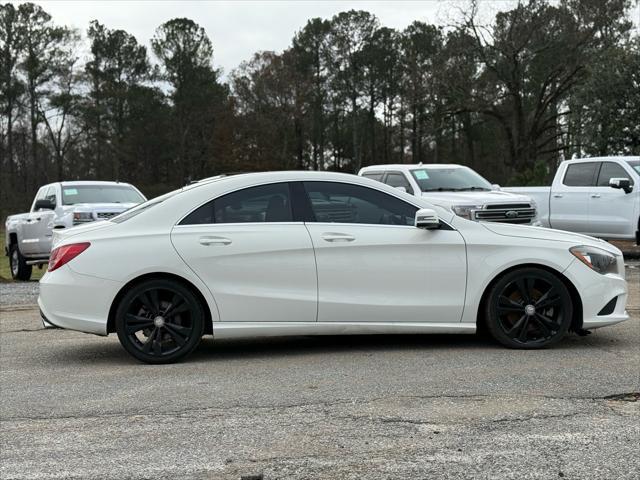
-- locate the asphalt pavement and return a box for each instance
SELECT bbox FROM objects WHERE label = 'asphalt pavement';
[0,265,638,479]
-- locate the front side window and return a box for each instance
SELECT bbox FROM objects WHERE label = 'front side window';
[180,183,293,225]
[384,172,412,192]
[45,186,57,206]
[563,163,597,187]
[597,162,634,186]
[361,171,384,182]
[303,181,417,226]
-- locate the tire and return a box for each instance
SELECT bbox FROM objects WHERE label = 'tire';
[115,279,205,364]
[9,244,32,281]
[485,267,573,349]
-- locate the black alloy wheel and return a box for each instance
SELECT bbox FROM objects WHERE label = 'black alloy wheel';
[115,279,205,363]
[486,268,573,349]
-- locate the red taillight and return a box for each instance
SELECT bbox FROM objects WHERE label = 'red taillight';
[48,242,91,272]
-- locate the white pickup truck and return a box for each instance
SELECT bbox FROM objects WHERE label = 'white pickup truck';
[504,157,640,243]
[359,164,538,224]
[5,181,146,280]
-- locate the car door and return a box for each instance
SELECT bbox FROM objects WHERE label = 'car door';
[589,161,636,238]
[20,187,48,256]
[34,186,58,254]
[301,181,467,324]
[549,162,597,234]
[171,182,318,323]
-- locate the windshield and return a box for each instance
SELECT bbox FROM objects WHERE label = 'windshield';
[62,185,145,205]
[409,167,492,192]
[625,159,640,175]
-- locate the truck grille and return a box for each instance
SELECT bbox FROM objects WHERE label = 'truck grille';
[473,204,536,224]
[97,212,119,220]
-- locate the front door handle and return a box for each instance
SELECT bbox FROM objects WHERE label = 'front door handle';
[590,194,601,198]
[321,233,355,242]
[552,194,563,198]
[199,236,232,246]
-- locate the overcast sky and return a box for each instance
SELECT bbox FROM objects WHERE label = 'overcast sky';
[28,0,517,76]
[28,0,640,78]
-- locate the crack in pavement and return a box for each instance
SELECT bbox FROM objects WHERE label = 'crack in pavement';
[2,392,635,423]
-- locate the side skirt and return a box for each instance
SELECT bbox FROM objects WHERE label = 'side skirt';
[211,322,476,340]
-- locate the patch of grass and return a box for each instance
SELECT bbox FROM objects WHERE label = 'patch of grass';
[0,228,47,282]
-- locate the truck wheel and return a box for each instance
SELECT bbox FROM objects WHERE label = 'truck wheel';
[9,245,32,281]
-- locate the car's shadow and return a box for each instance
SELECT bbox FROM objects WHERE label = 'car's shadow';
[52,327,632,366]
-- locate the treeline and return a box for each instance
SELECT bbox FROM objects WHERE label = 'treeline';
[1,0,639,215]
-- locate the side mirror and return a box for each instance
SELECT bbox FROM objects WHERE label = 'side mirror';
[609,178,633,194]
[394,186,407,193]
[34,199,55,210]
[492,184,501,191]
[415,208,440,230]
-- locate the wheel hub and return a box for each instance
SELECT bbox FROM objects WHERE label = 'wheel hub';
[525,304,536,316]
[153,316,166,328]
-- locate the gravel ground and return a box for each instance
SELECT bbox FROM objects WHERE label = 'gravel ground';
[1,307,639,479]
[0,281,40,307]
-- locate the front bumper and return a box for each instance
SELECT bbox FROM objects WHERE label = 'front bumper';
[38,265,123,336]
[563,258,629,329]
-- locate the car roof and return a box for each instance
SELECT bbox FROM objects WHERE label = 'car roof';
[58,181,134,187]
[360,164,465,171]
[563,156,640,164]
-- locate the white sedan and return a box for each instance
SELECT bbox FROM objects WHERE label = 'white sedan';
[38,172,629,363]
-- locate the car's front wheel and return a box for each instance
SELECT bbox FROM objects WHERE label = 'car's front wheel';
[9,245,32,281]
[115,279,205,364]
[485,268,573,349]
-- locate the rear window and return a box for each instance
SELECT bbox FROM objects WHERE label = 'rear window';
[563,163,597,187]
[62,185,145,205]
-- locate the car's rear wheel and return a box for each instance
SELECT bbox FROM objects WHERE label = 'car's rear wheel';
[485,268,573,349]
[115,279,205,364]
[9,245,32,281]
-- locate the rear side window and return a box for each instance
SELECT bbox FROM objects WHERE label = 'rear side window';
[361,171,384,182]
[563,163,598,187]
[180,183,292,225]
[596,162,634,187]
[303,181,417,226]
[384,172,412,192]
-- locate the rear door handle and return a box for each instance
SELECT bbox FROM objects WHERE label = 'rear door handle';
[199,236,232,246]
[321,233,355,242]
[590,194,601,198]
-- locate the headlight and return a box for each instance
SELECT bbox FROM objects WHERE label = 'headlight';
[569,245,618,275]
[451,204,483,220]
[73,212,94,224]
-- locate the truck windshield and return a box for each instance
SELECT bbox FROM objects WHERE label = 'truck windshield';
[62,185,145,205]
[626,159,640,175]
[410,168,492,192]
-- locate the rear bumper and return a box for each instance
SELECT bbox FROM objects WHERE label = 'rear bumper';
[38,265,122,336]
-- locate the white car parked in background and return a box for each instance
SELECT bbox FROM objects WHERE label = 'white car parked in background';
[38,172,628,364]
[504,157,640,243]
[5,181,146,280]
[359,164,538,225]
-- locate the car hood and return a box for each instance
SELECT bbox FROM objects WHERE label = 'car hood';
[481,222,622,255]
[421,190,533,207]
